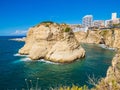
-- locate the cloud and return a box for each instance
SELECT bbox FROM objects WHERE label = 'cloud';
[12,30,28,35]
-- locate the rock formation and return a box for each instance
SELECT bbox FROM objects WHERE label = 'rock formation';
[46,31,85,63]
[75,29,120,49]
[19,22,85,63]
[75,30,103,44]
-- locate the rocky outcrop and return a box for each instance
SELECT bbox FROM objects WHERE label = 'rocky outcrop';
[75,29,120,90]
[45,31,85,63]
[86,29,120,90]
[19,22,85,63]
[74,31,87,43]
[93,51,120,90]
[86,30,102,44]
[19,28,35,55]
[75,30,103,44]
[75,29,120,48]
[113,29,120,48]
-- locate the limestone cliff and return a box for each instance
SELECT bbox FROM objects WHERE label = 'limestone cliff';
[93,51,120,90]
[19,22,85,63]
[19,28,34,55]
[46,31,85,63]
[75,29,120,48]
[75,29,120,90]
[75,30,103,44]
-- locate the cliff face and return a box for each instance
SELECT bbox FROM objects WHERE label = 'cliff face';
[28,24,63,60]
[75,29,120,49]
[75,29,120,90]
[46,31,85,63]
[113,30,120,48]
[75,30,103,44]
[19,23,85,63]
[19,28,34,54]
[93,51,120,90]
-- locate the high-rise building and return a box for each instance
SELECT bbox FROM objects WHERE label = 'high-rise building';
[112,13,117,20]
[82,15,93,27]
[111,13,120,24]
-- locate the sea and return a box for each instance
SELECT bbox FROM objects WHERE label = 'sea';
[0,36,115,90]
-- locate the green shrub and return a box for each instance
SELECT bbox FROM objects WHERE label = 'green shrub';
[40,21,54,24]
[100,30,108,36]
[45,24,49,27]
[64,27,71,32]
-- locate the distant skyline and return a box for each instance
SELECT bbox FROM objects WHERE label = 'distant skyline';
[0,0,120,36]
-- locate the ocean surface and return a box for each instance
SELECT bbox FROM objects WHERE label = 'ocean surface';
[0,36,115,90]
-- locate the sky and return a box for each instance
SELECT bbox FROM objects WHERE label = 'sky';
[0,0,120,36]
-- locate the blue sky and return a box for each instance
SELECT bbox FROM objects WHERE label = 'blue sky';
[0,0,120,36]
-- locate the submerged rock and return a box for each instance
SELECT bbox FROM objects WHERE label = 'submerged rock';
[19,22,85,63]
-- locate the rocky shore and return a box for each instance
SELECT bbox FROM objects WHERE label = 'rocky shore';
[18,22,120,89]
[75,28,120,90]
[19,22,85,63]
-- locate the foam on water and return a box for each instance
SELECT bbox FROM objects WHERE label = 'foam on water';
[20,57,31,61]
[14,53,28,57]
[12,57,32,64]
[38,59,59,64]
[13,54,59,64]
[98,44,116,50]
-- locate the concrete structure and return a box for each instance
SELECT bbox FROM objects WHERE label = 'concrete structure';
[93,20,105,27]
[111,13,120,24]
[105,13,120,27]
[69,24,88,32]
[112,13,117,20]
[105,20,113,27]
[82,15,93,27]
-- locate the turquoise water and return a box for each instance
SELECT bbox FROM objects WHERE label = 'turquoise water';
[0,36,115,90]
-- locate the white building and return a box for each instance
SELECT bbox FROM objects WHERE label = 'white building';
[93,20,105,27]
[105,20,113,27]
[69,24,88,32]
[112,13,117,20]
[111,12,120,24]
[105,13,120,27]
[82,15,93,27]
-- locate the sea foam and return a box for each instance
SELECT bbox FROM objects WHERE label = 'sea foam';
[14,53,28,57]
[13,53,58,64]
[99,44,116,50]
[12,57,32,64]
[38,59,59,64]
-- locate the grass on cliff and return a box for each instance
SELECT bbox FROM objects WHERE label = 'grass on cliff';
[40,21,54,24]
[100,30,108,36]
[55,85,89,90]
[64,27,71,32]
[7,75,120,90]
[35,21,54,27]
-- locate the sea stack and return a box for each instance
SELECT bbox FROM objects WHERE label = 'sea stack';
[19,22,85,63]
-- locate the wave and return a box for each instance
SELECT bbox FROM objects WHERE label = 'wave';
[38,59,59,64]
[20,57,31,61]
[14,53,28,57]
[13,56,59,64]
[98,44,116,50]
[12,57,32,64]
